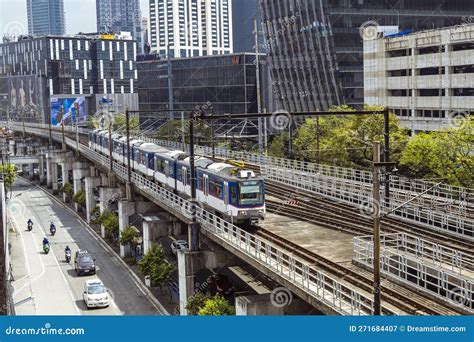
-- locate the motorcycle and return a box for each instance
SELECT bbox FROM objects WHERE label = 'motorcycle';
[65,250,71,263]
[50,224,56,236]
[27,223,33,231]
[43,244,50,254]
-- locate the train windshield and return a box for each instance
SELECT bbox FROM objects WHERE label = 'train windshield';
[238,181,263,205]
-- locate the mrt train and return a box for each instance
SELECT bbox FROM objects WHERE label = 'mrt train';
[89,130,265,225]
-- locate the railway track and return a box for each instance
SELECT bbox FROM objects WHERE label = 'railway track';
[255,228,466,316]
[265,181,474,257]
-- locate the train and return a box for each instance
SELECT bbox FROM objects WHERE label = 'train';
[88,130,266,226]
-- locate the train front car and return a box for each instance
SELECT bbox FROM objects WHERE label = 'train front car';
[198,163,266,228]
[229,170,266,227]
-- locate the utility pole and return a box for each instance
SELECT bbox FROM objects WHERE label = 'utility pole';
[254,17,263,155]
[372,141,381,315]
[383,108,390,206]
[189,113,199,251]
[181,111,185,151]
[75,102,80,155]
[61,107,66,151]
[316,116,321,164]
[125,109,132,201]
[167,48,174,121]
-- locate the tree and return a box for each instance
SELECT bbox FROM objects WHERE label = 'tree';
[119,225,140,256]
[73,190,86,207]
[100,209,119,239]
[112,114,140,136]
[273,105,409,169]
[186,292,211,315]
[0,164,17,192]
[268,133,289,158]
[90,206,101,224]
[138,244,175,290]
[400,118,473,188]
[197,294,235,316]
[87,115,99,129]
[61,182,74,201]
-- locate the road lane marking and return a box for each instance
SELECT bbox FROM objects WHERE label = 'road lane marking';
[11,189,81,315]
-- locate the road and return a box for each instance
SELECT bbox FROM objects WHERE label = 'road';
[8,178,165,315]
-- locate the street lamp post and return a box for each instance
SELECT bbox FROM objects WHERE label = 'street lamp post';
[372,142,382,315]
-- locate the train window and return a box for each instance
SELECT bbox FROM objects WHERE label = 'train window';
[156,159,166,173]
[198,174,203,191]
[239,181,263,205]
[169,163,174,178]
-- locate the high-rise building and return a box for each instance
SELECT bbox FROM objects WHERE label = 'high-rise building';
[260,0,474,112]
[232,0,262,53]
[148,0,233,58]
[0,34,139,123]
[96,0,142,40]
[26,0,65,36]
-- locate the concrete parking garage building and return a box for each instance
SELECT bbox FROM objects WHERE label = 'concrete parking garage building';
[364,23,474,133]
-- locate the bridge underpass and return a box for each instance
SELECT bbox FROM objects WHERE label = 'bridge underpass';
[4,122,471,316]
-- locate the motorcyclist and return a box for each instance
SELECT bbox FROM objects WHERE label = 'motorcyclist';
[50,222,56,230]
[42,237,49,246]
[65,246,71,254]
[27,219,33,226]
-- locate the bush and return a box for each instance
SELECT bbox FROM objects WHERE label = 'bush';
[90,206,101,224]
[138,244,175,289]
[100,209,119,239]
[197,294,235,316]
[186,292,211,315]
[73,190,86,207]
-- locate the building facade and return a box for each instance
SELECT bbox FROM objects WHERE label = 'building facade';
[0,35,138,123]
[26,0,65,36]
[364,24,474,133]
[96,0,142,40]
[260,0,474,112]
[232,0,262,53]
[148,0,233,57]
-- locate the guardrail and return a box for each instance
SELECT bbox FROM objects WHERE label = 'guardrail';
[262,166,474,241]
[11,123,399,316]
[353,234,474,313]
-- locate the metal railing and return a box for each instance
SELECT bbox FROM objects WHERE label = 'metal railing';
[262,166,474,240]
[354,234,474,313]
[11,123,400,316]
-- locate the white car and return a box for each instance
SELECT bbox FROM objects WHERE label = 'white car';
[83,279,109,309]
[171,240,189,255]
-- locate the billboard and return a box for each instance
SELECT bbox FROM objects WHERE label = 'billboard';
[50,96,86,127]
[3,75,41,120]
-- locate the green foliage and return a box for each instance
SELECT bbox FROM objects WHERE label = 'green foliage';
[153,119,212,144]
[100,209,119,239]
[90,206,101,224]
[268,105,409,169]
[62,182,73,198]
[119,225,140,249]
[400,118,474,188]
[87,116,99,129]
[268,133,289,158]
[186,292,212,315]
[0,164,17,190]
[112,114,140,136]
[72,190,86,207]
[197,294,235,316]
[138,244,175,288]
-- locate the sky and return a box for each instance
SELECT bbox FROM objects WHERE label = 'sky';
[0,0,149,38]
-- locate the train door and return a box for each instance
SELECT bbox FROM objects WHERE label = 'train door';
[203,174,209,203]
[223,181,229,214]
